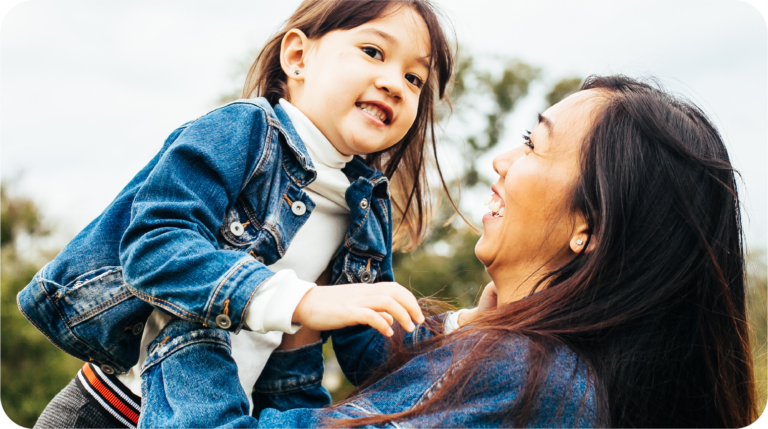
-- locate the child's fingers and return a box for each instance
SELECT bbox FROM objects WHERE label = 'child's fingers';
[355,308,394,337]
[365,295,415,332]
[378,312,394,325]
[386,284,425,324]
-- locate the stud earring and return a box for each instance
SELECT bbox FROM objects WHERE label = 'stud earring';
[294,70,300,75]
[576,239,583,245]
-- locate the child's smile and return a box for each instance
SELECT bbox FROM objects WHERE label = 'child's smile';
[284,4,430,156]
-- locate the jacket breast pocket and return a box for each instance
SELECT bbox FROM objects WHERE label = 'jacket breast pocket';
[219,197,268,249]
[341,254,381,285]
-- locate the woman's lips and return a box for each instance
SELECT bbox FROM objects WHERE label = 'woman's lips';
[483,192,505,217]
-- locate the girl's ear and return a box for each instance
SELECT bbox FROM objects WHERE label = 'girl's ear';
[280,29,310,83]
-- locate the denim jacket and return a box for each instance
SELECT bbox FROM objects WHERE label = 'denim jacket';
[16,98,394,375]
[139,319,597,428]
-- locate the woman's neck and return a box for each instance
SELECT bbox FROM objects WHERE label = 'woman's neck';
[492,270,548,305]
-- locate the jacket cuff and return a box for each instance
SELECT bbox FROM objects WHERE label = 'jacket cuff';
[443,308,472,334]
[244,269,316,334]
[254,340,325,393]
[204,256,276,333]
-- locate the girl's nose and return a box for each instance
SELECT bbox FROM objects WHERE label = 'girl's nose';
[493,146,527,177]
[376,68,404,101]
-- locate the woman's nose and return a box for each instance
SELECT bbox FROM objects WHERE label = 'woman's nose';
[493,146,526,177]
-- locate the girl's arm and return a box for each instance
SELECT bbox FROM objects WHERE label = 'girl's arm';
[120,103,277,331]
[120,103,423,336]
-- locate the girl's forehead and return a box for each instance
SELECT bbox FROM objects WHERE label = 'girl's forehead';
[352,7,431,54]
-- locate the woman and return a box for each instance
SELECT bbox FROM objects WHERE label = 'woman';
[138,75,757,428]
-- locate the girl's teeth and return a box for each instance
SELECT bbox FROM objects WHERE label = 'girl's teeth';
[360,103,387,122]
[483,195,493,206]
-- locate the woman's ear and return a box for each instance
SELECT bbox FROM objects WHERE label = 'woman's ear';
[569,215,593,254]
[280,29,309,84]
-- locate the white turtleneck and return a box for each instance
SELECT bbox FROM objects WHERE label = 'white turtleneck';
[117,99,353,413]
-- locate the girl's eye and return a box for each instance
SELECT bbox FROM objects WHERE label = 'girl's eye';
[405,73,424,88]
[362,47,383,61]
[523,130,534,150]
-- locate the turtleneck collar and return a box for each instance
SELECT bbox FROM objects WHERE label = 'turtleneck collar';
[278,99,353,170]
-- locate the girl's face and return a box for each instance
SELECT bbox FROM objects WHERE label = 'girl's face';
[475,90,605,302]
[284,6,430,156]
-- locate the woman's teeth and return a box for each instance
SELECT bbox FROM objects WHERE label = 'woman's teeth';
[484,194,505,217]
[358,102,388,123]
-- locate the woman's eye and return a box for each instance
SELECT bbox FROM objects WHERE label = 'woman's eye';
[362,47,383,61]
[523,130,534,150]
[405,74,424,88]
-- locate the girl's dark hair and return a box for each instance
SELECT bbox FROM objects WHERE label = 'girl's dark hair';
[242,0,460,251]
[336,75,757,427]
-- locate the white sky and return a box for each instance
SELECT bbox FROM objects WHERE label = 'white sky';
[1,0,766,255]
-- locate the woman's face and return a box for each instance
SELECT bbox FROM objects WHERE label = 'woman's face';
[475,90,605,298]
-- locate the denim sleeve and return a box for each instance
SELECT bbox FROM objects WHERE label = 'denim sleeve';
[140,320,341,429]
[120,103,275,332]
[252,341,331,416]
[330,314,446,386]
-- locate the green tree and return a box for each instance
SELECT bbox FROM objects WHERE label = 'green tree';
[747,250,767,414]
[544,76,582,108]
[1,184,82,427]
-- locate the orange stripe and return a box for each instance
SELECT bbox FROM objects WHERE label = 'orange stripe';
[83,364,139,424]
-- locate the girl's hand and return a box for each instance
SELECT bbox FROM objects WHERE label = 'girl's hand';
[291,283,425,337]
[458,282,498,327]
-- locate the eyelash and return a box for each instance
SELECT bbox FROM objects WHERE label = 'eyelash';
[523,130,534,150]
[362,46,424,89]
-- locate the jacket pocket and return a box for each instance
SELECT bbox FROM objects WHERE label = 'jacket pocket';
[220,198,266,248]
[44,267,153,373]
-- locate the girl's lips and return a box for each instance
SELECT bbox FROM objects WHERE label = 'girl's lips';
[357,100,393,123]
[357,105,388,127]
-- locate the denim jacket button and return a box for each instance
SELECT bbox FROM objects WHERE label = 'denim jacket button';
[100,364,115,375]
[216,314,232,329]
[291,201,306,216]
[229,221,245,236]
[131,322,144,336]
[360,270,373,283]
[360,198,369,209]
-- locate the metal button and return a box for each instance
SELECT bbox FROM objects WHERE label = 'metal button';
[291,201,306,216]
[100,364,115,375]
[360,198,369,209]
[255,256,265,264]
[131,322,144,336]
[229,221,245,236]
[216,314,232,329]
[360,270,373,283]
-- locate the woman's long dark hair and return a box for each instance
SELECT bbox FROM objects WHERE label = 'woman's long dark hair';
[336,75,756,427]
[242,0,465,251]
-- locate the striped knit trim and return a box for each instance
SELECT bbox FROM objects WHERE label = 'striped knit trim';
[77,363,141,428]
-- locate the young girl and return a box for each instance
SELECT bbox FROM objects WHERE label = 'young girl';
[21,1,456,427]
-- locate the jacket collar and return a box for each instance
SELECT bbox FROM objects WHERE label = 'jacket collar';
[267,98,389,197]
[270,100,317,187]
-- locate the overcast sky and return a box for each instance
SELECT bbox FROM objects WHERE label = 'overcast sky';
[1,0,766,255]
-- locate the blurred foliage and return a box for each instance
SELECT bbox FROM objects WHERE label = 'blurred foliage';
[1,184,82,427]
[545,76,582,108]
[747,250,767,415]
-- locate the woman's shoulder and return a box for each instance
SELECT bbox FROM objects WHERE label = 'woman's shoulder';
[450,332,597,426]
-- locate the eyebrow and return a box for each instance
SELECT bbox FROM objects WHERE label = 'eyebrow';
[359,28,431,70]
[538,113,554,135]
